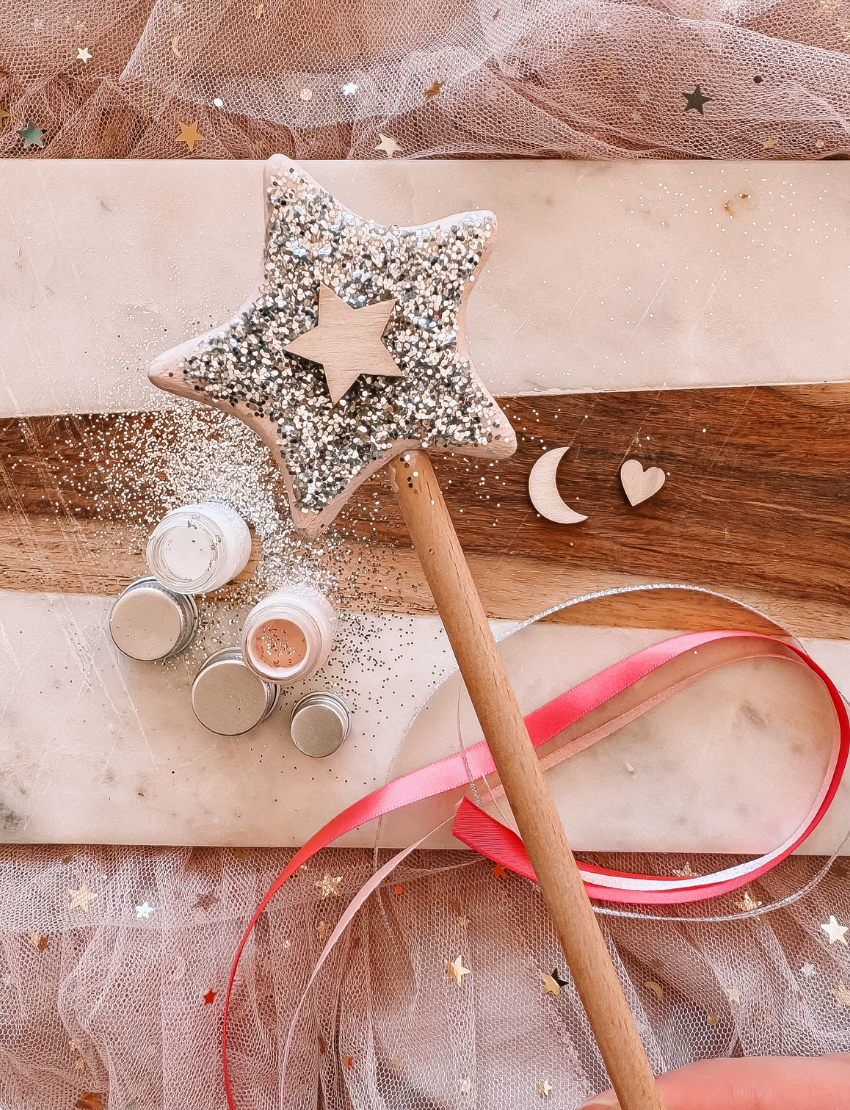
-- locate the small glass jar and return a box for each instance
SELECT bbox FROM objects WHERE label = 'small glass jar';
[241,586,336,684]
[191,647,279,735]
[109,577,199,661]
[146,501,251,594]
[289,692,350,757]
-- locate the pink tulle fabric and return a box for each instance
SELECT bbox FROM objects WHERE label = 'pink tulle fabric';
[1,0,850,161]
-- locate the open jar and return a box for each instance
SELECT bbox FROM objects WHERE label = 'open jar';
[241,586,336,684]
[146,501,251,594]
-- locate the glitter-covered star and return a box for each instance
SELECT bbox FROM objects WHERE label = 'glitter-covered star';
[315,872,342,899]
[445,954,471,986]
[69,883,98,913]
[150,156,515,537]
[821,914,848,946]
[683,85,712,113]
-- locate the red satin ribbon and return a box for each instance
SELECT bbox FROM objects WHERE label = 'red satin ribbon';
[222,629,848,1108]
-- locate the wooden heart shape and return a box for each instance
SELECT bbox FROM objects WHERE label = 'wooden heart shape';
[620,458,665,506]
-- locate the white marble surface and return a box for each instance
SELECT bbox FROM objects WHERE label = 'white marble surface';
[0,589,847,853]
[1,160,850,417]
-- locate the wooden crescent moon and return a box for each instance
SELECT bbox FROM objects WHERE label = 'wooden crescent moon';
[527,446,588,524]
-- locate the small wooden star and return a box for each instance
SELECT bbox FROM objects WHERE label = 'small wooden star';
[425,80,443,99]
[28,931,48,951]
[74,1058,85,1071]
[203,989,217,1005]
[830,980,850,1008]
[446,954,471,986]
[315,871,343,899]
[682,85,712,114]
[76,47,92,63]
[75,1094,103,1110]
[762,138,777,150]
[69,883,98,913]
[18,121,44,148]
[175,121,204,152]
[725,985,743,1004]
[287,286,401,405]
[821,915,849,946]
[539,1080,553,1098]
[540,971,562,998]
[458,1077,472,1095]
[491,863,507,879]
[233,847,251,861]
[374,132,401,158]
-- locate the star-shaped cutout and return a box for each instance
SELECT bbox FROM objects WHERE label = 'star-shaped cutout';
[18,121,44,148]
[175,121,204,151]
[831,980,850,1008]
[540,971,562,998]
[683,85,712,114]
[315,872,342,899]
[821,914,848,946]
[149,156,515,537]
[285,285,401,404]
[69,883,98,913]
[539,1080,553,1098]
[725,985,743,1004]
[425,80,443,99]
[76,47,92,63]
[28,931,48,951]
[203,989,217,1005]
[445,954,471,986]
[375,132,401,157]
[458,1077,472,1095]
[135,902,155,919]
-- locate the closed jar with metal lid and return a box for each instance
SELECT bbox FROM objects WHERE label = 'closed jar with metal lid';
[289,691,350,758]
[109,577,199,661]
[191,646,279,735]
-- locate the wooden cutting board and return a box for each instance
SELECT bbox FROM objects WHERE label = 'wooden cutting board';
[2,382,849,636]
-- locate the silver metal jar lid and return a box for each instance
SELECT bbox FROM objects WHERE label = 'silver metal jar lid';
[192,647,279,736]
[289,691,350,758]
[109,577,199,661]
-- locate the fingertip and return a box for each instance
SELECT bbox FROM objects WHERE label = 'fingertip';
[577,1094,619,1109]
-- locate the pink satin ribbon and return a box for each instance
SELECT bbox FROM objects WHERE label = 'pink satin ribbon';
[222,629,848,1108]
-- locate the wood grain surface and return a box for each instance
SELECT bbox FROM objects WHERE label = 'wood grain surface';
[2,383,849,635]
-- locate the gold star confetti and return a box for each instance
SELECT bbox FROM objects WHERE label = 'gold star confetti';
[539,1080,553,1098]
[445,955,471,987]
[175,121,204,151]
[425,80,442,98]
[762,138,777,149]
[375,133,401,158]
[317,920,332,940]
[706,1012,719,1026]
[315,872,343,899]
[540,972,561,998]
[74,1058,85,1071]
[831,981,850,1008]
[644,980,664,1001]
[725,985,742,1004]
[491,863,507,879]
[392,1055,404,1070]
[736,890,763,913]
[171,35,181,57]
[459,1077,472,1095]
[76,47,92,63]
[28,931,48,951]
[69,883,98,913]
[821,915,849,946]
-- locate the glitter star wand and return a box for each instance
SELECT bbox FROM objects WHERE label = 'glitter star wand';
[150,155,665,1110]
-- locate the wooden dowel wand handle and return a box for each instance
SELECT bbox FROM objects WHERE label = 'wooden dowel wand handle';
[390,450,665,1110]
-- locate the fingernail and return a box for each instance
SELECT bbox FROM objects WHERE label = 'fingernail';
[578,1097,619,1109]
